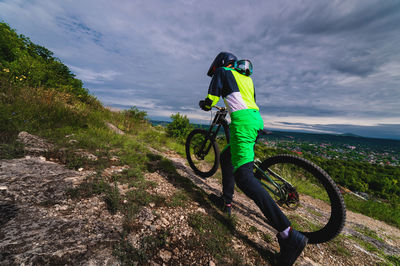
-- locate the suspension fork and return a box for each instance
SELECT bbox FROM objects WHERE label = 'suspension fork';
[220,118,230,143]
[197,115,221,157]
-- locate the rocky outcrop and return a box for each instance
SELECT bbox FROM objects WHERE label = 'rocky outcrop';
[0,157,121,265]
[17,131,53,154]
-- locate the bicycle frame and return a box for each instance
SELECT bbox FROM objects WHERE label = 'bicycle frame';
[207,107,293,202]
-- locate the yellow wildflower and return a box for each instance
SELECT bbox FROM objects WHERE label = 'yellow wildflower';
[3,68,10,73]
[16,76,18,79]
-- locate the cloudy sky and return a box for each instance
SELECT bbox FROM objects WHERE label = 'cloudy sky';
[1,0,400,139]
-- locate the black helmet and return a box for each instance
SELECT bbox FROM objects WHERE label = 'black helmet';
[207,52,238,77]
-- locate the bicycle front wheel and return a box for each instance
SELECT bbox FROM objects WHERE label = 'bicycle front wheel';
[185,129,220,178]
[260,154,346,244]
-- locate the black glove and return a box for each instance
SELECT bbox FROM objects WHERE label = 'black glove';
[199,100,211,111]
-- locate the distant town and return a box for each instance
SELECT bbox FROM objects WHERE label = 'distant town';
[256,130,400,167]
[263,139,400,167]
[152,120,400,167]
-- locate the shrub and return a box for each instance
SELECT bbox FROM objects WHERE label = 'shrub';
[166,113,193,140]
[124,106,148,121]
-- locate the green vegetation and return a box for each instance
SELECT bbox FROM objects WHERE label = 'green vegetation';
[0,22,89,101]
[319,158,399,202]
[255,145,400,228]
[343,194,400,228]
[287,214,321,232]
[167,190,189,207]
[114,229,170,264]
[385,254,400,266]
[261,232,273,243]
[353,226,384,243]
[326,235,352,257]
[166,113,193,141]
[0,136,24,159]
[187,212,242,264]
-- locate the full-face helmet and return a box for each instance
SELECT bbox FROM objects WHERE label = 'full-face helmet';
[207,52,238,77]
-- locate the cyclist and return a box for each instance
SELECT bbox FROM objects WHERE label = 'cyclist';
[199,52,308,265]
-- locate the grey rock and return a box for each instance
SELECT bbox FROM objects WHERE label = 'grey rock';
[106,122,125,135]
[17,131,53,153]
[159,249,172,262]
[0,157,122,265]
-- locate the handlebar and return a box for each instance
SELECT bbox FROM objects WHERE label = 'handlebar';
[203,103,273,137]
[212,106,225,111]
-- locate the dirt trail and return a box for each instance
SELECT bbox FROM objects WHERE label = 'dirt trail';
[156,148,400,265]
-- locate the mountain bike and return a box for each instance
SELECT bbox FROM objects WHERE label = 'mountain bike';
[185,106,346,244]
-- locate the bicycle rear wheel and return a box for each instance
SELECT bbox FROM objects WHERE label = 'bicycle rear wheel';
[260,154,346,244]
[185,129,220,178]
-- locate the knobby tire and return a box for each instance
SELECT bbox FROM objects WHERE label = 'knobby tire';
[185,129,220,178]
[260,154,346,244]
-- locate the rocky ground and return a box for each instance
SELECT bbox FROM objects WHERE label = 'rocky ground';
[0,132,399,265]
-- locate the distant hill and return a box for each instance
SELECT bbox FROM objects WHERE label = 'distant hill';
[151,120,400,153]
[340,133,363,138]
[263,130,400,152]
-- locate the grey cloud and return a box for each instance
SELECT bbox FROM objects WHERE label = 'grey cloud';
[261,105,344,117]
[330,57,378,77]
[1,0,399,139]
[295,1,400,35]
[56,17,102,44]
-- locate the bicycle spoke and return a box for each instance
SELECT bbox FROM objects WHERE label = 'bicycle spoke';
[187,130,218,176]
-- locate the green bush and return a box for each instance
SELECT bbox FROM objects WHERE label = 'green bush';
[124,106,148,121]
[166,113,193,140]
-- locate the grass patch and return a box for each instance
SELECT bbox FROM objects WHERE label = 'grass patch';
[262,233,273,243]
[287,213,321,232]
[167,190,190,207]
[344,194,400,228]
[306,207,323,218]
[46,147,102,170]
[125,189,165,207]
[0,132,25,159]
[67,176,111,199]
[347,235,380,253]
[248,225,258,234]
[385,254,400,265]
[354,225,384,243]
[114,230,170,264]
[113,167,155,190]
[104,183,121,214]
[187,212,242,264]
[121,203,141,233]
[326,235,352,257]
[0,141,25,159]
[67,177,122,214]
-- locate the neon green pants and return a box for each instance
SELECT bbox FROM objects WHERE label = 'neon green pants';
[224,109,264,172]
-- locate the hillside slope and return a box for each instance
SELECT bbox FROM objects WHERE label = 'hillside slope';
[1,131,399,265]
